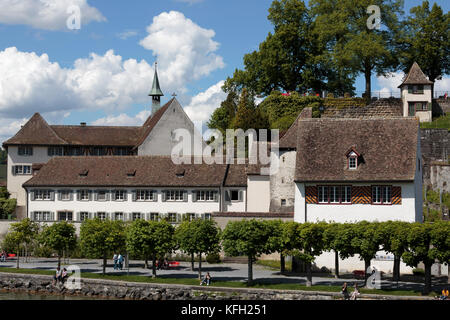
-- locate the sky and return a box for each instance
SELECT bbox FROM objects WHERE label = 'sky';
[0,0,449,143]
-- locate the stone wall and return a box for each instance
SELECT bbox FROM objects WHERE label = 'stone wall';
[322,98,402,118]
[0,272,433,300]
[429,162,450,193]
[420,129,450,185]
[433,98,450,116]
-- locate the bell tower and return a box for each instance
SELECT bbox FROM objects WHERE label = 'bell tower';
[149,62,164,115]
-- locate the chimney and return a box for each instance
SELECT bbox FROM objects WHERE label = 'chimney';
[80,122,86,127]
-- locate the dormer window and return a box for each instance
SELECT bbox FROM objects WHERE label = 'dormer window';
[346,148,360,170]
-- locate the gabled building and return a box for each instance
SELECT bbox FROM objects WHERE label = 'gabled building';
[2,66,202,217]
[294,117,423,223]
[398,62,434,122]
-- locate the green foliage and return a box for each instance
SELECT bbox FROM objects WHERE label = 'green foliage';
[206,252,221,264]
[259,91,321,127]
[207,91,239,135]
[351,221,383,264]
[402,223,434,268]
[429,221,450,265]
[80,218,126,260]
[397,1,449,83]
[222,219,274,259]
[412,268,425,276]
[377,221,410,257]
[0,198,16,219]
[39,221,77,262]
[0,187,9,199]
[231,89,269,131]
[175,218,221,257]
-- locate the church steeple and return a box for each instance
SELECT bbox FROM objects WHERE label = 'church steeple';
[149,62,164,115]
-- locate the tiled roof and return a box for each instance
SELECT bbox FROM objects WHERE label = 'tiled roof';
[322,98,403,119]
[279,107,313,149]
[294,118,419,182]
[3,99,179,148]
[399,62,433,87]
[23,156,249,188]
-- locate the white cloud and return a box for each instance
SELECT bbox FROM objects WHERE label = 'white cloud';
[0,117,28,144]
[435,77,450,95]
[184,80,226,124]
[0,47,156,118]
[0,0,106,30]
[91,110,150,126]
[116,30,138,40]
[140,11,224,93]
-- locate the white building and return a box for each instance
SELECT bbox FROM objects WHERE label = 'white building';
[398,62,433,123]
[23,156,251,223]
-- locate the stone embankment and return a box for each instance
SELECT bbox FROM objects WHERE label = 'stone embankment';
[0,272,433,300]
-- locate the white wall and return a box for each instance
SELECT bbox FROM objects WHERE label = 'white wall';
[294,182,419,223]
[27,187,222,221]
[401,85,432,122]
[247,175,270,212]
[7,146,52,206]
[222,187,246,212]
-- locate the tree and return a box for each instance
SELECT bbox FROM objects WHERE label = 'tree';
[222,220,274,285]
[207,91,239,135]
[398,1,449,85]
[402,222,435,294]
[0,198,16,220]
[290,222,328,287]
[231,88,269,132]
[224,0,321,95]
[80,218,126,275]
[264,220,288,272]
[127,220,175,278]
[429,221,450,284]
[351,221,383,286]
[310,0,403,98]
[40,221,77,268]
[377,221,410,282]
[175,218,221,280]
[8,218,40,268]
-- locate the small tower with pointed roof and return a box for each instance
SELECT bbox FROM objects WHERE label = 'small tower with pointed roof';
[149,62,164,115]
[398,62,433,122]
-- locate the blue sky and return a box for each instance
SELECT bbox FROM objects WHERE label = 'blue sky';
[0,0,448,142]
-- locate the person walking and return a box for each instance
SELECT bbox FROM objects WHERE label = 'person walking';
[113,253,118,270]
[118,253,124,270]
[341,282,350,300]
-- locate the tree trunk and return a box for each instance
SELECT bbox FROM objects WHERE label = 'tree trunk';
[198,253,202,280]
[280,254,285,273]
[16,245,20,269]
[191,253,195,271]
[334,250,339,279]
[102,255,107,275]
[364,259,371,287]
[247,255,253,286]
[393,255,401,282]
[447,263,449,284]
[144,258,148,269]
[152,255,157,278]
[424,263,432,295]
[58,254,61,269]
[306,261,312,287]
[364,61,372,103]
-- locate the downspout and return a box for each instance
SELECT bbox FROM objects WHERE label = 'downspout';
[220,165,230,212]
[304,184,307,222]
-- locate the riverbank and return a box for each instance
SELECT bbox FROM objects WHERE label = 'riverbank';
[0,272,435,300]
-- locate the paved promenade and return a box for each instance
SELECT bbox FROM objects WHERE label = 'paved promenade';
[0,257,447,293]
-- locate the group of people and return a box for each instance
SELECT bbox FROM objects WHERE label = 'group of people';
[341,282,360,300]
[113,253,124,270]
[52,267,69,285]
[156,258,169,270]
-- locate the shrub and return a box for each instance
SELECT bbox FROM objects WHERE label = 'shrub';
[412,268,425,276]
[206,252,221,264]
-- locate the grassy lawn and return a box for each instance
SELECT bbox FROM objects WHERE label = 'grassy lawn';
[256,259,292,272]
[0,267,437,297]
[420,113,450,130]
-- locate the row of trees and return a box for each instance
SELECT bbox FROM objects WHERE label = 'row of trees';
[3,218,449,294]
